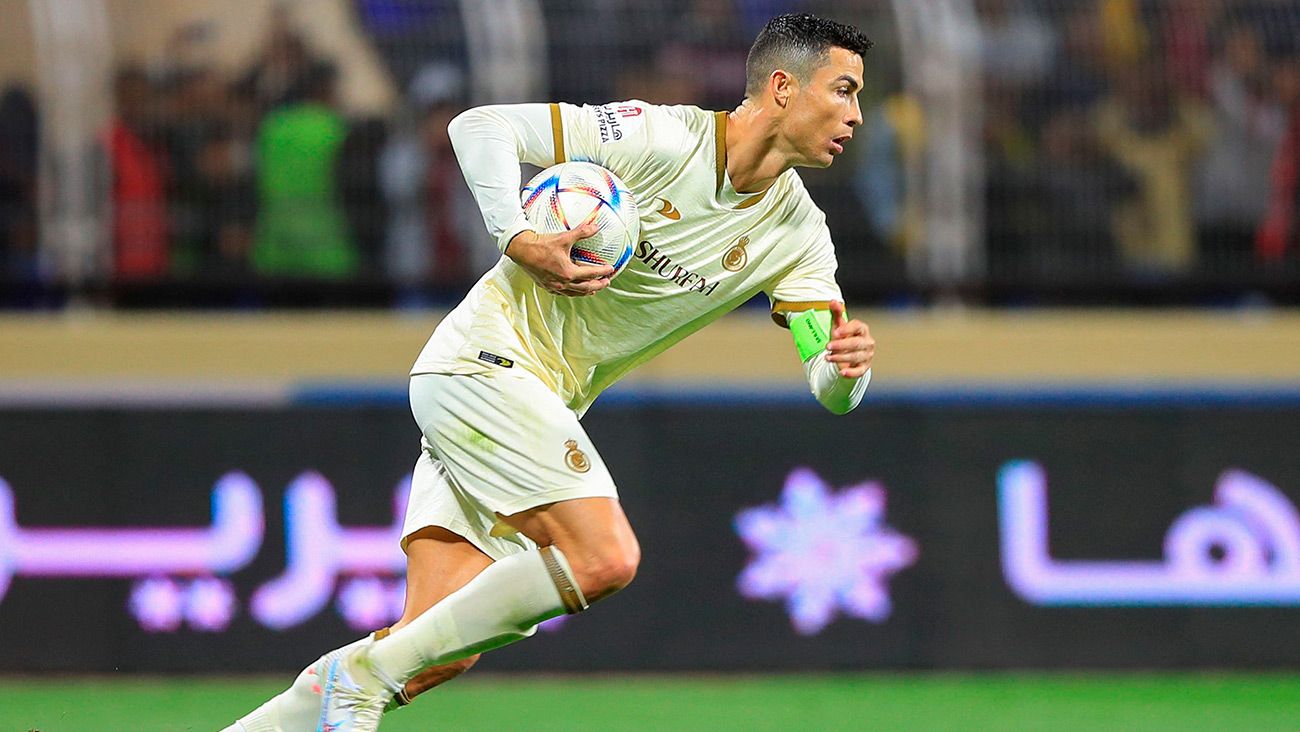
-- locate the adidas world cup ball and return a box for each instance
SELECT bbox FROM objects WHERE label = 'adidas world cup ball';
[520,161,640,277]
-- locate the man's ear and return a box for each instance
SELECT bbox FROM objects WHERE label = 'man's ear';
[770,69,797,108]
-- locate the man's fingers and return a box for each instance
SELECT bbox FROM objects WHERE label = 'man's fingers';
[556,277,611,296]
[569,262,616,281]
[558,223,601,246]
[828,299,847,334]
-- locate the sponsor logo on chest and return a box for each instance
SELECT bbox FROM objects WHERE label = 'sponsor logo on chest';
[632,237,754,296]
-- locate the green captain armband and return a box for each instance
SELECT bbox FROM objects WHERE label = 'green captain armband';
[789,309,833,361]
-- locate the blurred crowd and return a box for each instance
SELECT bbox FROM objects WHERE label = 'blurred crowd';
[967,0,1300,290]
[1,6,496,308]
[0,0,1298,308]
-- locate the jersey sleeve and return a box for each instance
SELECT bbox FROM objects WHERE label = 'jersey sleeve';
[448,100,679,252]
[765,212,844,328]
[447,103,564,251]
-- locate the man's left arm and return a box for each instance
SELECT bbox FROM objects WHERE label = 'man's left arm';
[788,301,873,415]
[767,205,873,415]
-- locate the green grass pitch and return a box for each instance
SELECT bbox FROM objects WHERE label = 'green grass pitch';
[2,673,1298,731]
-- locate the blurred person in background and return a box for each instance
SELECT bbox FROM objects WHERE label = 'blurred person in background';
[976,0,1056,91]
[0,85,40,300]
[188,123,257,285]
[857,89,924,258]
[656,0,752,110]
[1257,53,1300,264]
[1098,0,1148,72]
[251,61,358,281]
[164,67,244,279]
[1033,6,1109,126]
[339,117,390,284]
[613,62,703,106]
[1196,21,1287,273]
[1094,57,1212,277]
[546,0,641,104]
[1159,0,1218,99]
[380,63,495,304]
[104,67,171,282]
[1032,108,1133,281]
[238,6,318,115]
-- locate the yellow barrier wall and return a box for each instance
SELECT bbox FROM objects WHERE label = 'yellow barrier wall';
[2,309,1298,386]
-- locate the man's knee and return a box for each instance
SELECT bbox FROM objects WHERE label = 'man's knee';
[571,541,640,600]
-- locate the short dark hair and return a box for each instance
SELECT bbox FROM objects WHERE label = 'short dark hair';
[745,14,873,97]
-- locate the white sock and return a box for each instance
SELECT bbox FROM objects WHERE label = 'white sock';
[230,635,371,732]
[367,548,569,683]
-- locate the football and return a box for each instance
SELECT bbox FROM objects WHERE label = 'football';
[520,161,640,277]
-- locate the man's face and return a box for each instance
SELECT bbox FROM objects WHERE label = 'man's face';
[780,47,864,168]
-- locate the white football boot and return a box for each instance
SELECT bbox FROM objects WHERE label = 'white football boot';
[314,645,399,732]
[220,636,371,732]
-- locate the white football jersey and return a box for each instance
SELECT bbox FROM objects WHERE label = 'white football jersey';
[412,100,843,415]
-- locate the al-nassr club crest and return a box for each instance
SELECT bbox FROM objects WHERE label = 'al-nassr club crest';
[723,236,749,271]
[564,440,591,473]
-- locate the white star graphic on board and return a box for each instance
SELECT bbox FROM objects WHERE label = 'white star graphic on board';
[735,468,918,635]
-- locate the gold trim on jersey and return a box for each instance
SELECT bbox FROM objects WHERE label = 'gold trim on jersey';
[770,300,833,328]
[735,189,770,209]
[714,111,727,193]
[715,109,774,210]
[550,103,566,164]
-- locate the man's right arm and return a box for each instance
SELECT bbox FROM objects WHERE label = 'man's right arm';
[447,104,557,253]
[447,104,612,295]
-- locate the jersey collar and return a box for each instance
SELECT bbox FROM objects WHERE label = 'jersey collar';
[714,110,772,210]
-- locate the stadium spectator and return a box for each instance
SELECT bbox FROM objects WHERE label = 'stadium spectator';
[1032,108,1132,280]
[1033,6,1110,124]
[1256,54,1300,263]
[164,67,240,277]
[1094,58,1212,276]
[339,117,390,281]
[188,124,257,282]
[380,63,495,300]
[0,85,39,292]
[251,61,358,280]
[1098,0,1148,71]
[1196,22,1287,271]
[104,68,171,281]
[976,0,1056,91]
[547,0,641,104]
[614,62,702,106]
[236,6,317,114]
[857,91,924,254]
[656,0,752,110]
[1158,0,1215,99]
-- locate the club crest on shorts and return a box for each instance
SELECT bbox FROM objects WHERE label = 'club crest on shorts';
[722,236,749,271]
[564,439,591,473]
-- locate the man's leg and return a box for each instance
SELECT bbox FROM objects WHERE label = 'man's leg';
[389,526,493,703]
[498,495,641,602]
[224,527,492,731]
[394,497,641,705]
[318,496,639,727]
[367,496,638,677]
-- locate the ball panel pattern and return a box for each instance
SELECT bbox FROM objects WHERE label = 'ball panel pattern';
[520,162,639,276]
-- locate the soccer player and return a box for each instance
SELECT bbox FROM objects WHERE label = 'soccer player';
[226,13,875,731]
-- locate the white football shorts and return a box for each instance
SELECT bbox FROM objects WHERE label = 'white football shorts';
[401,369,618,559]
